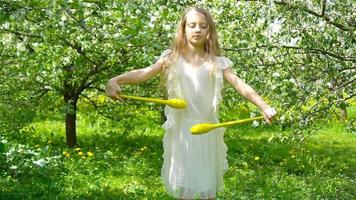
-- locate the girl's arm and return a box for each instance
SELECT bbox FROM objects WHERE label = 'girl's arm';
[106,58,166,101]
[223,68,277,123]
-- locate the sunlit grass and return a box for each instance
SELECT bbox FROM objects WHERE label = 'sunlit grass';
[2,105,355,199]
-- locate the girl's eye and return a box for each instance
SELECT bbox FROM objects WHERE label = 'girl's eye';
[188,23,208,29]
[200,24,207,29]
[188,23,196,28]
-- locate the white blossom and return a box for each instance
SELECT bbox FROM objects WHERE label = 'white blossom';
[289,78,296,85]
[26,149,37,155]
[63,56,71,65]
[265,18,283,38]
[163,24,171,31]
[252,120,260,127]
[10,165,18,170]
[148,22,155,28]
[289,37,301,46]
[60,14,67,21]
[272,72,280,78]
[2,22,10,29]
[33,159,46,167]
[16,42,25,52]
[280,115,285,122]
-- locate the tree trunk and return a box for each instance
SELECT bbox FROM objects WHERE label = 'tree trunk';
[63,64,80,148]
[64,94,79,148]
[339,107,347,122]
[65,105,77,147]
[336,90,348,122]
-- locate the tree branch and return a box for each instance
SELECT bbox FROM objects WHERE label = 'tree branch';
[0,0,50,11]
[274,1,354,31]
[81,6,101,21]
[224,45,356,62]
[80,93,132,122]
[321,0,326,16]
[59,37,97,66]
[0,28,41,38]
[307,77,355,117]
[302,90,355,141]
[65,9,100,40]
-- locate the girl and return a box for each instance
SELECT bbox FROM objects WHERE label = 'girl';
[106,7,277,200]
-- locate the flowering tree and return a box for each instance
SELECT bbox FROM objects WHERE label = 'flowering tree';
[1,0,354,146]
[221,0,354,139]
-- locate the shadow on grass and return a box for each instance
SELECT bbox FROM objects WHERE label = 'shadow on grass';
[1,168,66,200]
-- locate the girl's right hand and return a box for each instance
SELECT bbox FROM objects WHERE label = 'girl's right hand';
[262,107,277,124]
[105,79,124,101]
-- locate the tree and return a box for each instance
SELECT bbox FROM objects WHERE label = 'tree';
[213,0,354,139]
[1,0,354,146]
[0,0,190,147]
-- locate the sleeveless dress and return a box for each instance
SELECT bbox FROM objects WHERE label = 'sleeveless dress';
[159,50,233,199]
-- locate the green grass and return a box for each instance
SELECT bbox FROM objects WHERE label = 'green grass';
[1,106,355,199]
[220,122,355,199]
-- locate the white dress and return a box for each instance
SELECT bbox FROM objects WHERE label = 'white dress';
[160,50,233,199]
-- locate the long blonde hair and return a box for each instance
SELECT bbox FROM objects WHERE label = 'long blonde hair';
[159,7,221,92]
[166,7,221,67]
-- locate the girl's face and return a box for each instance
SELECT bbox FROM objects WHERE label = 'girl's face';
[185,10,209,47]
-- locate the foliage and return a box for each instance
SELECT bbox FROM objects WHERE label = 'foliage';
[212,0,355,140]
[0,0,176,146]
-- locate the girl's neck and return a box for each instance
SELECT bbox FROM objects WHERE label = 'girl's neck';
[184,44,207,60]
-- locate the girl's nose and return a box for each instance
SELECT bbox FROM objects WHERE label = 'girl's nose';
[194,26,201,32]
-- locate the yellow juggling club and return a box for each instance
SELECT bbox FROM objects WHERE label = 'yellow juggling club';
[190,116,264,135]
[119,95,187,109]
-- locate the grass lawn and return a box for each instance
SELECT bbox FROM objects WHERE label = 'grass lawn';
[1,106,355,199]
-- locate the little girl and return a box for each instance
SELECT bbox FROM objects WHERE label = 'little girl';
[106,7,277,200]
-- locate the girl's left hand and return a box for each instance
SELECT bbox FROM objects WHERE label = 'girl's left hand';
[262,107,278,124]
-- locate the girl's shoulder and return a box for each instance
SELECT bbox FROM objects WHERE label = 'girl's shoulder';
[157,49,172,70]
[159,49,172,59]
[214,56,233,70]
